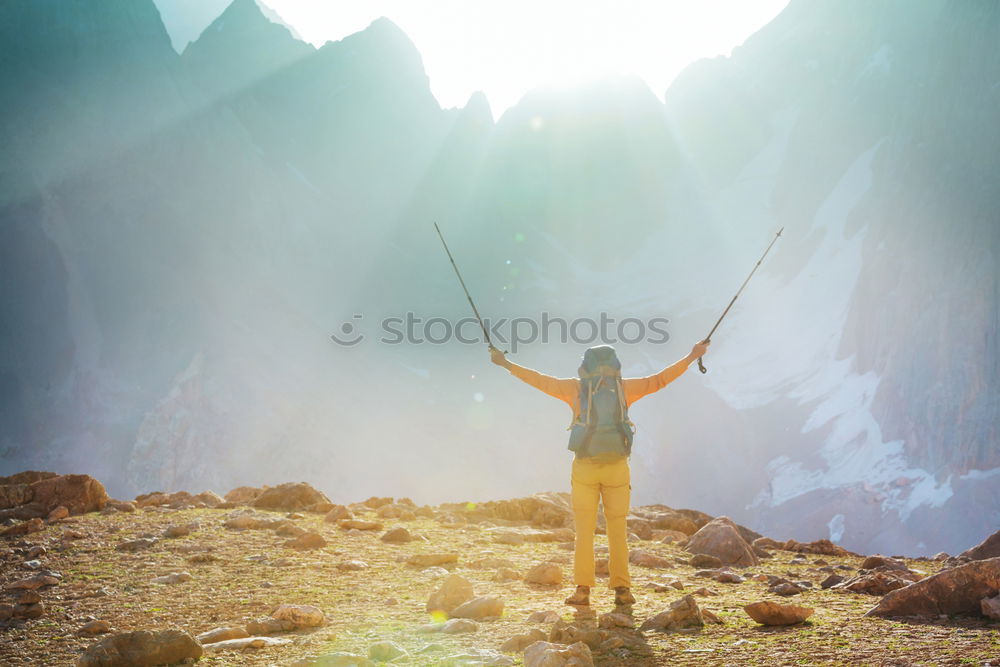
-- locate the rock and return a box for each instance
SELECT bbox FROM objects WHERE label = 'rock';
[598,612,634,629]
[526,610,562,624]
[821,574,846,589]
[782,538,852,557]
[701,609,723,624]
[368,640,408,662]
[380,527,412,544]
[523,640,594,667]
[224,486,264,505]
[465,493,573,528]
[0,517,44,536]
[14,602,44,618]
[416,618,479,634]
[752,537,783,551]
[272,604,325,628]
[0,482,34,509]
[196,627,250,644]
[162,523,196,539]
[771,582,806,596]
[5,574,60,590]
[30,474,108,515]
[245,618,296,635]
[285,531,327,550]
[495,567,520,582]
[76,629,203,666]
[501,628,547,652]
[251,482,331,512]
[275,521,306,537]
[866,557,1000,618]
[714,571,745,584]
[426,574,475,614]
[629,549,672,568]
[689,553,723,569]
[324,505,353,523]
[47,505,70,521]
[524,562,563,586]
[78,620,113,635]
[658,529,690,544]
[17,590,42,604]
[116,538,157,552]
[450,596,504,619]
[203,636,291,651]
[834,571,910,595]
[594,558,609,576]
[959,530,1000,561]
[409,553,459,567]
[468,556,517,570]
[105,500,136,513]
[150,571,192,585]
[684,517,758,567]
[861,555,909,571]
[336,560,369,571]
[744,601,814,625]
[339,519,383,531]
[981,595,1000,620]
[691,587,718,596]
[493,530,526,545]
[639,594,704,631]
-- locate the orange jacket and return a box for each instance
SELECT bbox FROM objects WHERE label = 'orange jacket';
[506,357,691,424]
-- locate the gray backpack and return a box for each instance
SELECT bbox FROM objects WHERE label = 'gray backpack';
[567,346,635,458]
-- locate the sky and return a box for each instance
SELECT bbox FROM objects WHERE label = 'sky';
[156,0,790,115]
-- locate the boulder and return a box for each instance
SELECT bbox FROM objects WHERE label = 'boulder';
[78,620,113,635]
[638,594,703,632]
[245,618,295,635]
[524,562,563,586]
[744,601,814,625]
[202,637,291,651]
[76,629,202,666]
[629,549,672,568]
[272,604,325,628]
[689,553,723,569]
[866,557,1000,618]
[30,474,107,514]
[324,505,353,523]
[47,505,70,521]
[523,641,594,667]
[783,538,851,557]
[368,640,408,662]
[500,628,547,652]
[426,574,475,614]
[450,596,504,619]
[196,627,249,644]
[0,471,59,486]
[252,482,331,512]
[380,527,412,544]
[409,553,459,567]
[684,518,758,567]
[1,517,44,536]
[959,530,1000,561]
[860,555,909,571]
[0,482,33,509]
[465,493,573,528]
[224,486,264,504]
[339,519,382,531]
[285,532,327,550]
[834,571,911,596]
[981,595,1000,620]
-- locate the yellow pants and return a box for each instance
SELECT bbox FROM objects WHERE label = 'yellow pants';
[571,456,630,589]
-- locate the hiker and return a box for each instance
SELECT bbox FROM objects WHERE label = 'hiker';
[490,340,709,606]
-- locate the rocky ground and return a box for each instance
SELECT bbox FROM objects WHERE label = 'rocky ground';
[1,474,999,666]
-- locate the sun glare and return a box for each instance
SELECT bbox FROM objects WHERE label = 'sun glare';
[256,0,789,114]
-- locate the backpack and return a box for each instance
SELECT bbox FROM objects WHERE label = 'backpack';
[567,346,635,458]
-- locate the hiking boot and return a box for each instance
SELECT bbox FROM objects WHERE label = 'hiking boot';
[614,587,636,605]
[564,585,590,606]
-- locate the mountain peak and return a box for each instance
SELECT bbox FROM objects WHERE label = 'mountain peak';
[182,0,313,98]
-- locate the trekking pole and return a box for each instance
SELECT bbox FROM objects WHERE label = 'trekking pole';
[433,222,503,352]
[697,227,783,373]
